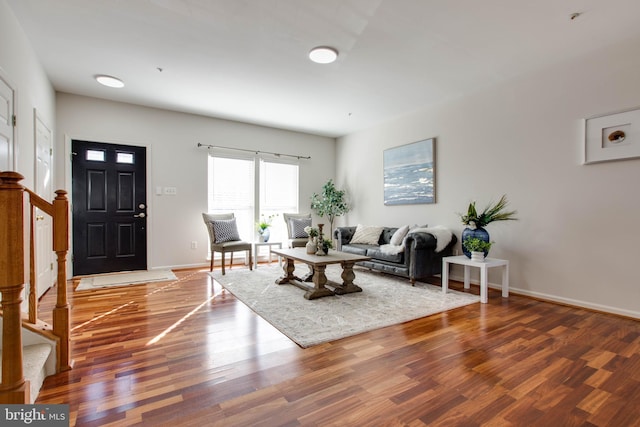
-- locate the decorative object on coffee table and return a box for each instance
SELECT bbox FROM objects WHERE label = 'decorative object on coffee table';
[315,224,326,256]
[459,194,517,258]
[320,238,333,254]
[304,225,318,254]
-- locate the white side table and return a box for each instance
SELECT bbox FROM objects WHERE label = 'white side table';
[441,255,509,304]
[253,242,282,269]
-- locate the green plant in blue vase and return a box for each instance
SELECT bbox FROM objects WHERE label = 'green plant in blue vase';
[459,194,517,258]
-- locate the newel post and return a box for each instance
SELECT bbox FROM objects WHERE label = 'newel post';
[0,171,29,403]
[52,189,71,371]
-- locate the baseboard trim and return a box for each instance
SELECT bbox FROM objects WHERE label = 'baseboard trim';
[448,273,639,320]
[151,263,209,271]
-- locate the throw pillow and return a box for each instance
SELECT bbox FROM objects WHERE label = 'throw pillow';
[389,225,410,246]
[212,218,241,243]
[289,218,311,238]
[350,224,384,245]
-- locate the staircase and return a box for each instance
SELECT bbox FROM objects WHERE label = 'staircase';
[0,320,56,403]
[0,171,71,403]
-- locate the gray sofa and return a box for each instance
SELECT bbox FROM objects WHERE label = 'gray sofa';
[333,226,456,284]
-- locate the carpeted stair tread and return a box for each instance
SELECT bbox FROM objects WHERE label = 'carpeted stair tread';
[0,343,52,403]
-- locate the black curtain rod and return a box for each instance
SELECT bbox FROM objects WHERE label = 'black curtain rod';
[197,143,311,160]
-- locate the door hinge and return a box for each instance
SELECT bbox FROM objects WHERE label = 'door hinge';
[12,115,16,127]
[50,262,54,270]
[50,148,53,156]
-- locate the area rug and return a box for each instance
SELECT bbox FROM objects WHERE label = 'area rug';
[211,264,479,348]
[76,269,178,291]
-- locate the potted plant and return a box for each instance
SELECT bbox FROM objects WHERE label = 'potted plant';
[310,179,350,237]
[321,238,333,254]
[462,237,493,262]
[459,194,517,258]
[255,214,277,242]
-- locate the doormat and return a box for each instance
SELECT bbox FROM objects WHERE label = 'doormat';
[75,269,178,291]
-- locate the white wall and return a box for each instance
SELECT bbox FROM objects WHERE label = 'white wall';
[1,0,56,311]
[0,0,56,186]
[337,35,640,318]
[55,93,335,270]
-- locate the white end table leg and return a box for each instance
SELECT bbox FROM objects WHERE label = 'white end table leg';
[480,264,488,303]
[502,262,509,298]
[253,245,258,269]
[463,265,471,289]
[441,259,449,295]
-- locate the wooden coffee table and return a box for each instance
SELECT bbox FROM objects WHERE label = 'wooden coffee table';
[271,248,371,300]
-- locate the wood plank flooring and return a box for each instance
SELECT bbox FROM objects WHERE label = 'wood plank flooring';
[35,266,640,426]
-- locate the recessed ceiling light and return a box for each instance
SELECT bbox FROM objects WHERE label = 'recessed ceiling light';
[95,75,125,88]
[309,46,338,64]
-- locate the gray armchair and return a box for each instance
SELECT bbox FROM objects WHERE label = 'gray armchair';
[283,212,312,248]
[202,213,252,275]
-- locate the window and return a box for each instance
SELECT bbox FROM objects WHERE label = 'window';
[259,159,299,243]
[116,152,134,164]
[86,149,105,162]
[207,154,299,256]
[207,155,254,240]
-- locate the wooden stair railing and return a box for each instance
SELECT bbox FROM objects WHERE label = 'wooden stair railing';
[0,171,71,404]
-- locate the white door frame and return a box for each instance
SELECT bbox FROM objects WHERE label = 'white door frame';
[0,70,16,171]
[34,108,55,296]
[64,134,154,277]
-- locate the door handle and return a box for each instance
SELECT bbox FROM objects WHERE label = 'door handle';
[36,215,45,221]
[134,213,146,218]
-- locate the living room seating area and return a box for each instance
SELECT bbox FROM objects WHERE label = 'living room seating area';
[334,224,457,284]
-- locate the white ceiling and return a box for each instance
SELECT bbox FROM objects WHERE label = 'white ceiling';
[7,0,640,137]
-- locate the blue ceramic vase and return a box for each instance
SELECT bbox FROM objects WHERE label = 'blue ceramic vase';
[461,227,489,258]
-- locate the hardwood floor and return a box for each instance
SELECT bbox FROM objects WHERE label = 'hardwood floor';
[36,266,640,426]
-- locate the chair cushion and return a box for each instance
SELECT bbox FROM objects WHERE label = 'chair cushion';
[212,218,241,243]
[350,224,384,245]
[289,218,311,238]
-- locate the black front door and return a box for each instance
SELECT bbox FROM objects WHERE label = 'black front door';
[72,140,147,275]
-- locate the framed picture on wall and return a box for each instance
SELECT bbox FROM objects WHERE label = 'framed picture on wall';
[584,108,640,164]
[383,138,435,205]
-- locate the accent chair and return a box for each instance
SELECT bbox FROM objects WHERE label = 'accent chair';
[202,212,252,275]
[282,212,312,248]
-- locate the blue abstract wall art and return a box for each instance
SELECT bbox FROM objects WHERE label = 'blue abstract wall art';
[383,138,435,205]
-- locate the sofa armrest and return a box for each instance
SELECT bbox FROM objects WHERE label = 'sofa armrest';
[404,231,438,251]
[334,226,357,250]
[404,231,457,280]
